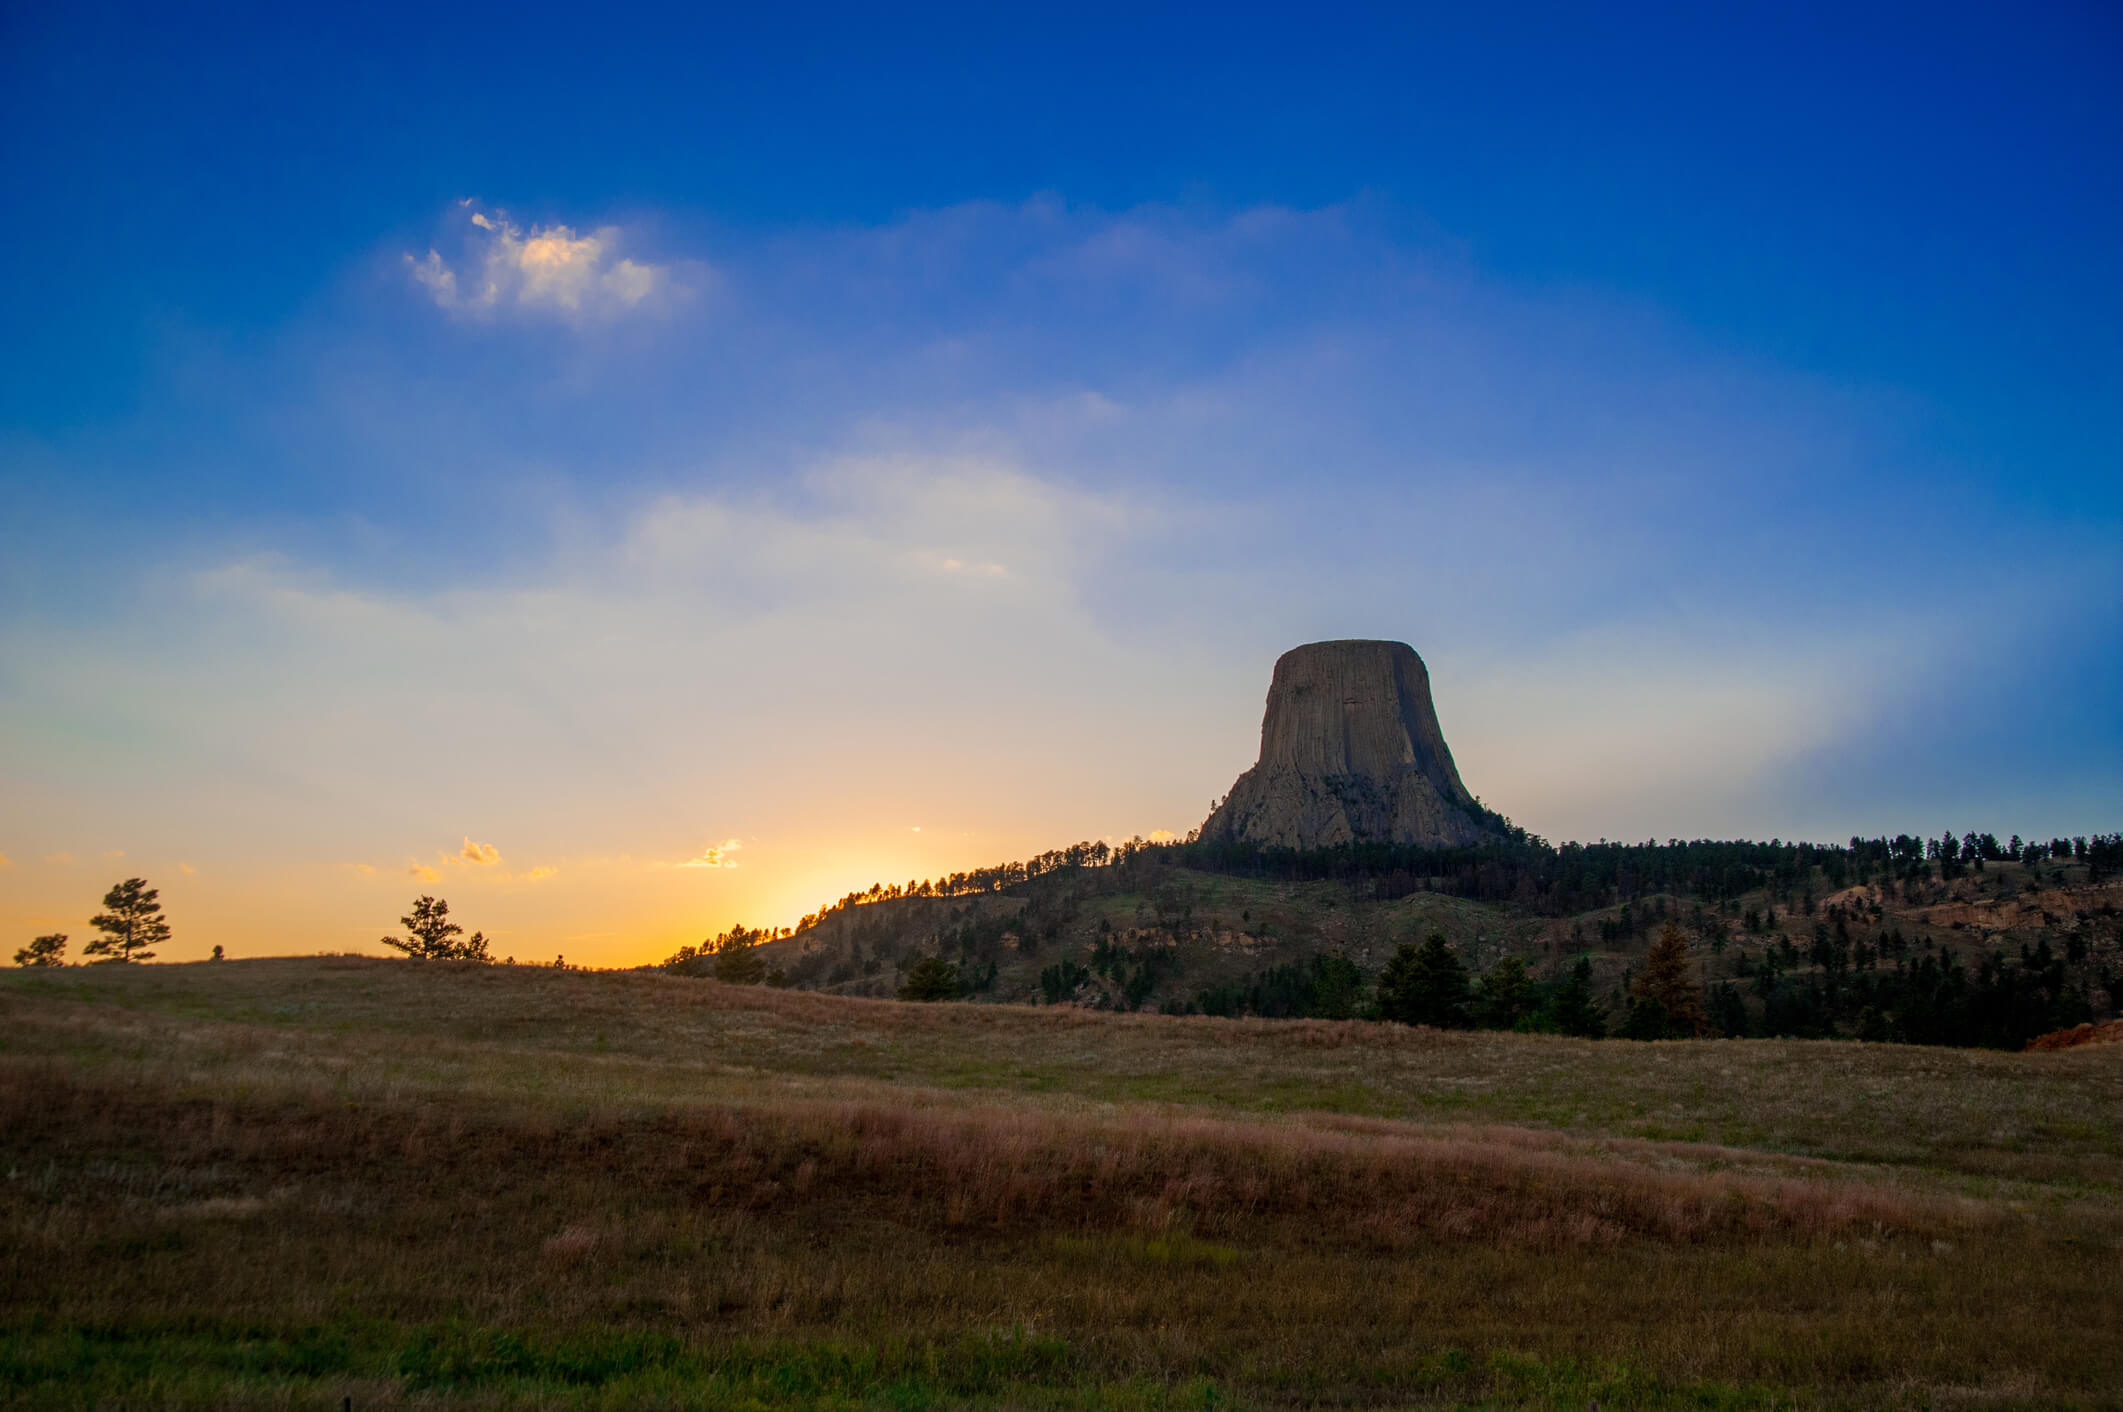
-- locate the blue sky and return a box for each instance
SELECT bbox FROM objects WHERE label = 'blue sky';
[2,2,2118,960]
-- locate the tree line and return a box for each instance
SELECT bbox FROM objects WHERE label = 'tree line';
[791,839,1163,933]
[1175,832,2122,914]
[1052,928,1665,1039]
[788,831,2120,940]
[1113,914,2108,1049]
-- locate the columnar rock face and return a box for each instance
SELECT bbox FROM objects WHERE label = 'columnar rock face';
[1199,640,1498,850]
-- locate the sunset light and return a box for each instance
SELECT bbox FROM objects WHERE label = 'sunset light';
[2,6,2119,1401]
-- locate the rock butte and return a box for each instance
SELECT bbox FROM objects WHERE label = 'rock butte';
[1199,640,1499,850]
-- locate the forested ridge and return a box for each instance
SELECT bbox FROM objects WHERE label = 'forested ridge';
[793,829,2122,930]
[731,827,2123,1051]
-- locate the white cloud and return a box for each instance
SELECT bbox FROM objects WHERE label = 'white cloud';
[406,202,680,320]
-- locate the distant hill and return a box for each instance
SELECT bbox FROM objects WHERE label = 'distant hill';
[732,829,2123,1049]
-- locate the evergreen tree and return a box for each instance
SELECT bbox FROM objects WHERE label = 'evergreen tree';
[1620,996,1674,1040]
[1471,955,1538,1029]
[84,878,169,963]
[13,933,67,967]
[1708,981,1750,1037]
[1040,959,1090,1004]
[380,896,486,961]
[1626,921,1707,1038]
[899,955,959,1001]
[1305,952,1366,1019]
[1377,932,1471,1028]
[1543,955,1607,1037]
[710,924,766,984]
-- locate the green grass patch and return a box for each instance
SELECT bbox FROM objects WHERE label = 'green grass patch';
[0,1319,1838,1410]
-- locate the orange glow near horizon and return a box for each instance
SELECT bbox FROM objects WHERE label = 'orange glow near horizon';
[0,824,1162,971]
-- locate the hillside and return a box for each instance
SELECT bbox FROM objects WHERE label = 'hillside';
[736,834,2123,1048]
[4,957,2121,1407]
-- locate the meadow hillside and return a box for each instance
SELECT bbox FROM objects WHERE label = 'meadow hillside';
[3,957,2120,1409]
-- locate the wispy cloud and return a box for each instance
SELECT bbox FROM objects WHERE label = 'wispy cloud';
[408,863,440,883]
[679,839,742,869]
[406,202,681,320]
[526,865,558,881]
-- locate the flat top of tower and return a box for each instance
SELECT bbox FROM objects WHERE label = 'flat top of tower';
[1274,639,1421,664]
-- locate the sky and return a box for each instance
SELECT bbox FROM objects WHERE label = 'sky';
[2,1,2119,966]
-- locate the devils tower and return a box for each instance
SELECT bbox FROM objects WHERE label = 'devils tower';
[1199,640,1498,849]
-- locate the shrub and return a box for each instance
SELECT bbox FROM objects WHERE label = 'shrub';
[900,956,960,1001]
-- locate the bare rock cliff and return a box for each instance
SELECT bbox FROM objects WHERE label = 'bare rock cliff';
[1199,640,1498,850]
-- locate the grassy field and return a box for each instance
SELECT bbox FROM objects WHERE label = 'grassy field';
[4,958,2121,1409]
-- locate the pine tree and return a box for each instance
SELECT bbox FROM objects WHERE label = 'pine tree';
[1305,952,1366,1020]
[1377,932,1471,1028]
[1627,921,1707,1038]
[84,879,170,963]
[380,896,480,960]
[899,955,959,1001]
[710,924,766,984]
[1709,980,1751,1037]
[1545,955,1607,1037]
[1471,955,1538,1029]
[13,933,67,967]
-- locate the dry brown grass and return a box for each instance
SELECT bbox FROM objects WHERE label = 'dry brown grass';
[3,958,2121,1408]
[16,955,2120,1191]
[0,1060,1971,1253]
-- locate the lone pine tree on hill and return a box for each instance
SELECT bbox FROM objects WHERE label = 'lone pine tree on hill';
[84,879,169,964]
[381,896,489,961]
[13,933,67,967]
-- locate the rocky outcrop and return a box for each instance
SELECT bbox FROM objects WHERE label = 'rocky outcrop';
[1200,640,1498,850]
